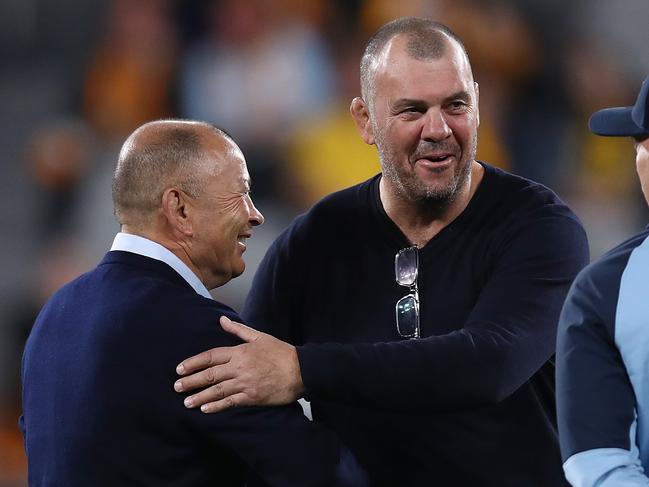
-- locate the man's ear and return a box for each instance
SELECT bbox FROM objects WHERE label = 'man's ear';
[350,97,376,145]
[161,187,193,236]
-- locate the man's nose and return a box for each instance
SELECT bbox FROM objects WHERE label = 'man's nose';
[249,198,264,226]
[421,108,452,141]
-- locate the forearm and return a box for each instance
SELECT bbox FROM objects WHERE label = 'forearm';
[298,325,553,411]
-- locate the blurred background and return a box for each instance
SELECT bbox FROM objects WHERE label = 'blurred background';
[1,0,648,483]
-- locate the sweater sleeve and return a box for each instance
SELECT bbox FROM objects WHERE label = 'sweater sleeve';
[295,211,589,412]
[556,264,648,486]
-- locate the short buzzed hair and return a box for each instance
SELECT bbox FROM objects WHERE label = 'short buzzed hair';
[360,17,470,106]
[112,120,231,226]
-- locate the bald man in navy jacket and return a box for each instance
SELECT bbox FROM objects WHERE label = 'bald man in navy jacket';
[20,120,365,487]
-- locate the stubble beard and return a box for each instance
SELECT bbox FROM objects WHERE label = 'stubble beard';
[377,132,478,212]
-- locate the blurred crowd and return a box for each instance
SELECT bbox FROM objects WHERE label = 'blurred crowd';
[1,0,648,484]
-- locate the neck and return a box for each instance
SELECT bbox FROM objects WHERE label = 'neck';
[379,161,484,247]
[120,225,213,288]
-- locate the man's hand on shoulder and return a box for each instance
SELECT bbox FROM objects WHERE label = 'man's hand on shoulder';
[174,316,305,413]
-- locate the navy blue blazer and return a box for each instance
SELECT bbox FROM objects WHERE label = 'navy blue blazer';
[21,251,364,486]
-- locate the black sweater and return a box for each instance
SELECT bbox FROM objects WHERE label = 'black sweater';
[243,163,589,486]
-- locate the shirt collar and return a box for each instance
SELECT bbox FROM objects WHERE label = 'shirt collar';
[110,232,212,300]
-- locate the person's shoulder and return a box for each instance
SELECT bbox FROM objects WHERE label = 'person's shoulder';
[481,162,584,228]
[483,163,569,209]
[301,175,377,224]
[576,229,649,290]
[118,287,246,349]
[480,162,584,229]
[93,255,246,333]
[312,175,378,209]
[38,263,105,310]
[560,229,649,332]
[185,294,241,322]
[159,287,240,323]
[481,162,563,204]
[278,175,379,244]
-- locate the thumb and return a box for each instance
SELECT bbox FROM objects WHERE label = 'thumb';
[220,315,260,342]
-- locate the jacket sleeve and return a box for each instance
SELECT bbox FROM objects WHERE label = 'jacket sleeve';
[191,402,366,487]
[258,212,588,412]
[186,307,367,487]
[556,268,648,487]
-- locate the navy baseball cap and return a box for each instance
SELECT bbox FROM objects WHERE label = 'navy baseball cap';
[589,75,649,137]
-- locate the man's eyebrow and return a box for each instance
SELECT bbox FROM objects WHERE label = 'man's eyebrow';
[391,98,427,111]
[446,90,471,102]
[393,98,426,107]
[391,91,472,111]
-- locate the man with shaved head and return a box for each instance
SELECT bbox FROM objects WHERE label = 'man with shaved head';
[20,120,365,486]
[174,18,590,485]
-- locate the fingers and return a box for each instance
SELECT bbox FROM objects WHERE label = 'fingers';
[219,315,261,343]
[174,364,234,393]
[176,347,232,376]
[181,379,237,409]
[199,392,249,413]
[181,380,249,413]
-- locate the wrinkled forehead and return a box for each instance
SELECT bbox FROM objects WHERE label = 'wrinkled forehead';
[226,140,249,178]
[204,133,243,165]
[210,137,251,188]
[374,33,473,84]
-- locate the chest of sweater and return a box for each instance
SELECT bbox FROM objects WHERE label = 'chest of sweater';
[296,229,494,344]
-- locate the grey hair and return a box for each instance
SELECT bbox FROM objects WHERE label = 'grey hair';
[112,120,231,226]
[360,17,470,107]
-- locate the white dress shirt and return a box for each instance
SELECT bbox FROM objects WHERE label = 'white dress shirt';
[110,232,212,300]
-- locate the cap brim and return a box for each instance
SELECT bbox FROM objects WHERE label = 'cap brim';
[589,107,647,137]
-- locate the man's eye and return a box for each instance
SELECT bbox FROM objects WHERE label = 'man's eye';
[400,107,424,115]
[448,101,467,111]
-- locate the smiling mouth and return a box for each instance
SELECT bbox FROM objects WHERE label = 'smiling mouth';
[237,233,252,250]
[414,154,455,166]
